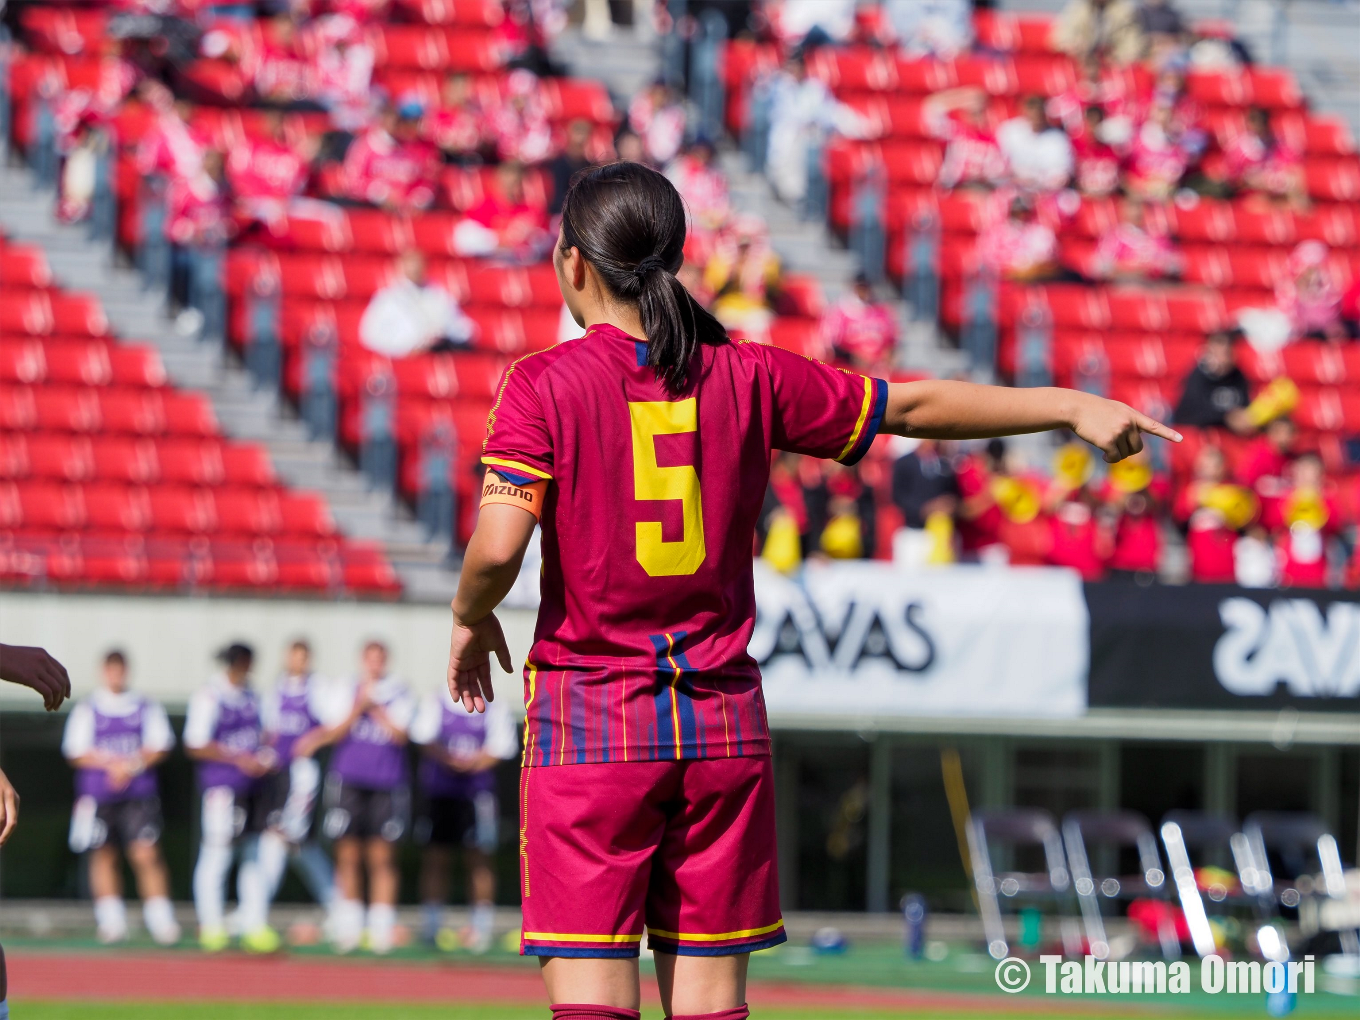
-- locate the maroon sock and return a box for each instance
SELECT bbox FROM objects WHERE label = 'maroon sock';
[550,1006,641,1020]
[669,1008,750,1020]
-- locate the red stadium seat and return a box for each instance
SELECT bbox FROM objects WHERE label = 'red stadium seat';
[216,488,282,536]
[16,481,85,531]
[278,493,337,537]
[34,387,102,432]
[0,338,47,383]
[91,436,160,484]
[25,434,96,482]
[0,244,53,288]
[85,483,153,533]
[149,486,218,534]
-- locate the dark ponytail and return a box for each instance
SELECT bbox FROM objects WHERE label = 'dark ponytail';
[559,161,729,393]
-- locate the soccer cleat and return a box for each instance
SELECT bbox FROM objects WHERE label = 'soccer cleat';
[198,925,230,953]
[241,926,281,954]
[148,920,182,947]
[96,924,128,946]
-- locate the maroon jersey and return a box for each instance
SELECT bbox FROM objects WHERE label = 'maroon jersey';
[483,323,887,767]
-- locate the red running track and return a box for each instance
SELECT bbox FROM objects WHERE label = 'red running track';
[8,950,1099,1014]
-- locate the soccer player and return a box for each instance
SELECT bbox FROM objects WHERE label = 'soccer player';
[0,643,70,1020]
[62,650,180,945]
[237,639,334,953]
[184,643,275,951]
[410,682,517,952]
[445,162,1181,1020]
[312,640,415,954]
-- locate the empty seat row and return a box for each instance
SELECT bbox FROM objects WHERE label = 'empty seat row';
[0,337,165,387]
[0,385,217,436]
[0,434,275,487]
[0,289,110,337]
[0,481,334,537]
[225,250,561,306]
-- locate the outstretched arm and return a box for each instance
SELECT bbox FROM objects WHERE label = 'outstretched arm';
[0,644,71,711]
[882,381,1181,462]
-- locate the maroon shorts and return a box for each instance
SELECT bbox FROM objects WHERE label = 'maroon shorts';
[519,755,785,959]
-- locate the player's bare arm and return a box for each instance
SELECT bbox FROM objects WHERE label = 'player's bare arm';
[185,742,271,777]
[882,380,1182,462]
[0,768,17,845]
[0,643,72,711]
[447,502,536,715]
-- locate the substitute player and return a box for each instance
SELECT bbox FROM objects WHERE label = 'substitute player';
[312,640,415,954]
[237,639,335,953]
[445,162,1182,1020]
[184,642,275,951]
[62,650,180,945]
[410,682,517,952]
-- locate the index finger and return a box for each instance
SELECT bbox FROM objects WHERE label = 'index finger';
[1136,414,1182,443]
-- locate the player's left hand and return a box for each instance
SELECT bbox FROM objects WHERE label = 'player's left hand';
[1068,393,1182,463]
[0,767,19,845]
[447,611,511,715]
[0,644,71,711]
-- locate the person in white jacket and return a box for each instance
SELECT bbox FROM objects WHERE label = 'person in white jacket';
[359,250,476,358]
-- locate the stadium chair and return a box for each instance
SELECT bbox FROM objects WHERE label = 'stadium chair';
[221,444,277,487]
[1166,201,1237,243]
[97,389,162,435]
[84,482,153,533]
[0,338,46,383]
[162,393,219,437]
[965,808,1082,960]
[0,244,53,287]
[279,493,338,537]
[1159,811,1242,958]
[1304,159,1360,202]
[91,435,160,485]
[465,264,560,309]
[18,480,87,531]
[25,434,95,482]
[0,434,28,480]
[215,488,282,536]
[1062,810,1177,960]
[149,486,218,535]
[49,293,109,336]
[34,386,102,433]
[78,532,153,587]
[1233,207,1297,247]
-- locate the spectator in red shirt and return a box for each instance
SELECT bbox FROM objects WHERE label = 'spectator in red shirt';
[487,69,554,165]
[1220,106,1307,211]
[226,109,309,235]
[819,273,899,375]
[978,192,1061,282]
[1125,99,1192,201]
[1277,240,1348,341]
[923,87,1007,192]
[955,438,1007,559]
[1174,444,1257,584]
[424,72,487,164]
[1044,444,1110,580]
[253,10,314,106]
[1272,453,1338,589]
[340,99,440,211]
[1237,415,1295,497]
[1071,105,1122,198]
[455,160,551,262]
[1101,452,1165,580]
[1089,195,1182,281]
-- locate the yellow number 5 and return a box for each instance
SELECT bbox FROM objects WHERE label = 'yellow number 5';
[628,399,706,576]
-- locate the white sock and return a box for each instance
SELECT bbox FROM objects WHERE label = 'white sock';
[94,895,128,940]
[193,843,233,930]
[258,830,289,902]
[367,902,396,954]
[471,902,494,937]
[236,855,268,935]
[332,897,364,951]
[143,896,181,944]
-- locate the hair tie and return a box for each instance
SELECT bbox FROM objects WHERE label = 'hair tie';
[633,255,666,279]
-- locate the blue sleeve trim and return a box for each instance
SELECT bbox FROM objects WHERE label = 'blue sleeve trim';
[487,466,541,487]
[842,378,888,466]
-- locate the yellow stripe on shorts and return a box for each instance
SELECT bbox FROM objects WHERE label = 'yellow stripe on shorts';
[644,919,785,942]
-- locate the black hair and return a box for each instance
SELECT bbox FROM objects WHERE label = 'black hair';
[218,642,254,669]
[559,161,729,393]
[104,649,127,668]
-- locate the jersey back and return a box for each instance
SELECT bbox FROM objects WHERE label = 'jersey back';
[483,323,886,766]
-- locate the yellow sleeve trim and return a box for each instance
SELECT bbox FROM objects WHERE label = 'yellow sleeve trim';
[522,932,644,943]
[836,376,874,462]
[481,456,553,481]
[481,475,548,519]
[645,919,785,942]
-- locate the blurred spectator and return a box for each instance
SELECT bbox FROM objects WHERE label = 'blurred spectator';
[1172,332,1252,434]
[57,113,105,224]
[1271,453,1338,588]
[1089,196,1182,281]
[1070,106,1122,198]
[1277,241,1348,341]
[978,193,1060,282]
[1102,452,1165,580]
[311,12,376,132]
[820,273,898,375]
[488,69,554,165]
[340,100,440,210]
[817,462,877,560]
[996,96,1073,194]
[1051,0,1146,66]
[955,438,1006,559]
[424,73,488,164]
[1138,0,1187,42]
[772,0,858,50]
[628,81,686,167]
[666,139,731,240]
[1238,416,1296,493]
[1219,107,1306,210]
[891,439,959,546]
[226,109,309,234]
[704,216,782,340]
[1045,444,1109,580]
[1124,100,1191,201]
[456,160,551,262]
[1175,444,1254,584]
[759,452,816,571]
[923,88,1006,192]
[359,251,475,358]
[253,10,314,106]
[135,90,205,183]
[547,120,595,216]
[166,149,230,335]
[615,130,647,164]
[766,53,868,206]
[884,0,974,60]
